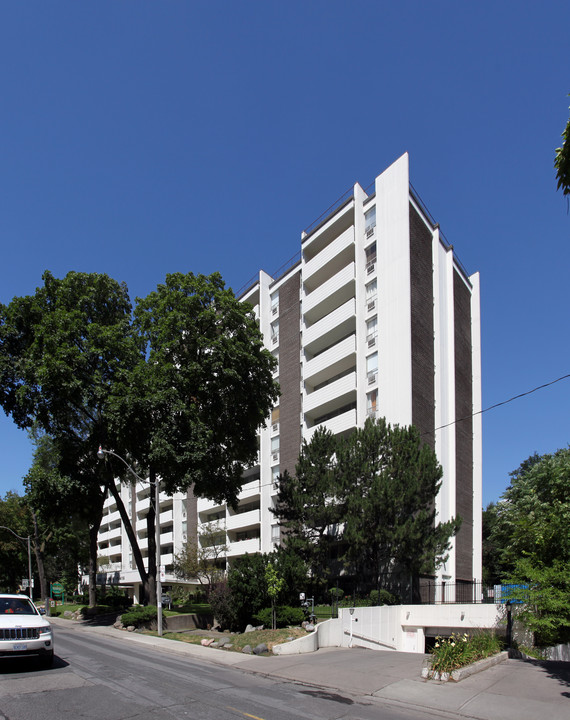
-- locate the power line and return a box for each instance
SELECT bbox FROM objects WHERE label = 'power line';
[423,372,570,437]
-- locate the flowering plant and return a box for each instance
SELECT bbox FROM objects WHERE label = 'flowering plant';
[429,631,501,676]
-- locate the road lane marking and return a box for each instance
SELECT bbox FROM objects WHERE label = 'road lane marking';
[226,707,265,720]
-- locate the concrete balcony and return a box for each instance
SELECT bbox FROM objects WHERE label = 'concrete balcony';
[226,537,261,558]
[97,561,123,572]
[238,479,261,500]
[159,531,174,547]
[303,262,355,324]
[304,372,357,416]
[158,509,174,526]
[197,497,226,513]
[303,226,354,288]
[303,298,356,356]
[136,517,148,533]
[226,509,261,531]
[304,334,356,386]
[136,496,151,512]
[104,509,121,526]
[98,528,122,544]
[306,407,357,440]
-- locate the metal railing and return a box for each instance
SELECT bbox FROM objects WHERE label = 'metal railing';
[418,581,497,605]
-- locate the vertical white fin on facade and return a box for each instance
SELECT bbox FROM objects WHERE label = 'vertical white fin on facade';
[376,153,413,427]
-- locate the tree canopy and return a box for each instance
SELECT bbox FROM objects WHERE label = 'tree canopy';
[272,427,342,585]
[0,271,139,604]
[554,101,570,198]
[0,269,278,605]
[112,271,278,505]
[491,448,570,645]
[273,418,459,600]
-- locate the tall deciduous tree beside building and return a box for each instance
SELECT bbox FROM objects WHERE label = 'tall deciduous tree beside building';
[0,269,278,606]
[109,271,278,603]
[0,271,140,606]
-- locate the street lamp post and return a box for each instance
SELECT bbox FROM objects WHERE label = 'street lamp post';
[96,447,163,636]
[0,525,32,599]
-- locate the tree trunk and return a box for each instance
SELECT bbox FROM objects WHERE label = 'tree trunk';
[106,476,151,604]
[30,510,48,605]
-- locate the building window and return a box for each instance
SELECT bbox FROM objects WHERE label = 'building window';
[365,242,377,274]
[272,465,280,489]
[364,205,376,235]
[271,436,280,463]
[367,389,378,417]
[367,352,378,385]
[271,525,280,543]
[270,319,279,345]
[365,278,377,311]
[366,316,378,347]
[271,406,280,432]
[271,291,279,316]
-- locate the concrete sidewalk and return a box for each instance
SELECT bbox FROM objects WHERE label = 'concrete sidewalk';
[51,617,570,720]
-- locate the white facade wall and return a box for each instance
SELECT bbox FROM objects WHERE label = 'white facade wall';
[96,153,482,592]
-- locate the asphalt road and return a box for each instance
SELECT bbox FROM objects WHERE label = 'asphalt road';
[0,624,451,720]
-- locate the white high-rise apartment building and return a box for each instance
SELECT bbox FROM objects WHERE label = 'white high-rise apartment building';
[95,154,482,600]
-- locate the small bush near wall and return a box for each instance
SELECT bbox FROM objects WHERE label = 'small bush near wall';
[429,631,502,676]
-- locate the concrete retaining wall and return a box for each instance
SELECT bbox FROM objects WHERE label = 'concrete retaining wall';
[274,604,504,656]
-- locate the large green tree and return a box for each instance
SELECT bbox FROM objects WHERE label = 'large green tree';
[24,432,91,604]
[107,271,278,603]
[491,448,570,645]
[0,271,140,605]
[1,269,278,607]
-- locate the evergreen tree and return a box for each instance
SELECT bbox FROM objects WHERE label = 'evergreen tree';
[340,419,458,599]
[272,427,342,590]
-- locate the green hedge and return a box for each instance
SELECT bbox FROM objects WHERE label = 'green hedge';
[120,605,162,628]
[253,606,306,628]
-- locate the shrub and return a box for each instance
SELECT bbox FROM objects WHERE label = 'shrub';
[208,583,239,630]
[120,605,162,628]
[253,606,306,628]
[430,631,502,675]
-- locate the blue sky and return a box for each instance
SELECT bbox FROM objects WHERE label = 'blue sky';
[0,1,568,508]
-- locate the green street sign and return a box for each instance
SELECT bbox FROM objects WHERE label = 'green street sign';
[51,582,64,597]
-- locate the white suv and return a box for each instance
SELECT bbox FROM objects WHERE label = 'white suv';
[0,594,54,668]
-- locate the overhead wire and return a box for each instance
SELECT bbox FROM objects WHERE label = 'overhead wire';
[422,372,570,437]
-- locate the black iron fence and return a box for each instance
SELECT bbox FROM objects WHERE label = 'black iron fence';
[418,580,498,605]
